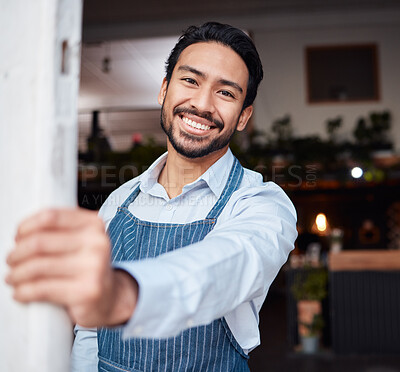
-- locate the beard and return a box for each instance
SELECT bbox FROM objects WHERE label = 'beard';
[160,104,238,159]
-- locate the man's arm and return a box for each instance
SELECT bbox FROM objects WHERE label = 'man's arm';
[6,183,296,339]
[115,182,297,339]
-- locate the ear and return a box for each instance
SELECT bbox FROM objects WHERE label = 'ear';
[158,78,168,106]
[236,105,253,132]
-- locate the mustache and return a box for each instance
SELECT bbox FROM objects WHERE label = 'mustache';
[173,107,223,130]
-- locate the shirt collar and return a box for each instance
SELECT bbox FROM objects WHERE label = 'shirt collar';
[196,149,234,198]
[136,152,168,193]
[135,149,235,199]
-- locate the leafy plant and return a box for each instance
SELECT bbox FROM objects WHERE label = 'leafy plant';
[291,136,325,164]
[326,117,342,142]
[353,110,392,150]
[271,115,292,145]
[291,267,328,301]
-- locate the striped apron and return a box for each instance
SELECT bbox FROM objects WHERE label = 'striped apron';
[98,157,250,372]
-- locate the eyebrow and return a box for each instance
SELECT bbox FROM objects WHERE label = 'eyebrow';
[177,65,244,94]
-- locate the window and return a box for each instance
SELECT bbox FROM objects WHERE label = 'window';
[306,44,379,103]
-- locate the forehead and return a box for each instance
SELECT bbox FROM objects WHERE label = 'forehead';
[174,42,249,88]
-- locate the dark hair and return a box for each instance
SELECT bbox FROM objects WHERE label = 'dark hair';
[165,22,263,110]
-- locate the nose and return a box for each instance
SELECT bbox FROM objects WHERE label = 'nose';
[189,86,216,115]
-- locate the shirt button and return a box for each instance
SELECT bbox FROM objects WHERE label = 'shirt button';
[134,326,143,335]
[165,204,173,211]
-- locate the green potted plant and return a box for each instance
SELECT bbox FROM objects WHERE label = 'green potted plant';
[352,110,393,161]
[298,313,325,354]
[291,266,328,353]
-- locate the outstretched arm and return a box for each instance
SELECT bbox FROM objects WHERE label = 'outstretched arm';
[114,182,297,339]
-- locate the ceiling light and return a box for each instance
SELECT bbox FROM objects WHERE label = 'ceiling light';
[351,167,363,179]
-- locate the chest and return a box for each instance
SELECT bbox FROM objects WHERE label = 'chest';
[127,188,218,224]
[108,208,217,262]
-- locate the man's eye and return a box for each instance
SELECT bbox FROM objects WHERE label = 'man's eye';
[183,78,197,85]
[219,90,234,98]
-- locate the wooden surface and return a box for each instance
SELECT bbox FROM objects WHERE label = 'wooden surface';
[329,250,400,271]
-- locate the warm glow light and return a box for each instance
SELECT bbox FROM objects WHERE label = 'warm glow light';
[315,213,327,232]
[351,166,363,179]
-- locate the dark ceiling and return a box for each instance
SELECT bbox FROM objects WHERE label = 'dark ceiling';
[82,0,400,26]
[81,0,400,42]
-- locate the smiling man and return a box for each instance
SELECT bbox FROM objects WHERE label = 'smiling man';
[159,42,251,163]
[7,22,297,371]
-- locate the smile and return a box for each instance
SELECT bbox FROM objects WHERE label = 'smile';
[181,116,211,131]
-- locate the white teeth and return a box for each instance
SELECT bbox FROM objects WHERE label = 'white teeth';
[182,116,211,131]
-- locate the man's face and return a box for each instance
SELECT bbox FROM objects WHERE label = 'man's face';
[158,42,253,159]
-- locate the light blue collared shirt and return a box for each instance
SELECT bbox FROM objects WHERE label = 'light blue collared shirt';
[71,148,297,371]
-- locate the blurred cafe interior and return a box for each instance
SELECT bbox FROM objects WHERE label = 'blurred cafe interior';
[78,1,400,371]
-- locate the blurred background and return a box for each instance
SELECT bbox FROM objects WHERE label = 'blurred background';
[77,1,400,371]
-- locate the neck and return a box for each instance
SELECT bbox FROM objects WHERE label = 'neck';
[158,143,228,199]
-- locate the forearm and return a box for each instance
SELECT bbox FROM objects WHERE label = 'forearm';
[103,269,138,327]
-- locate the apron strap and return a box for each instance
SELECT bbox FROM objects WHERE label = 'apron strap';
[206,157,244,219]
[120,185,141,209]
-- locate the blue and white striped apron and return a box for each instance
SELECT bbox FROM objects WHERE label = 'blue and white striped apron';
[98,157,250,372]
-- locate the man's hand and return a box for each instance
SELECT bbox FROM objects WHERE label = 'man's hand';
[6,208,138,328]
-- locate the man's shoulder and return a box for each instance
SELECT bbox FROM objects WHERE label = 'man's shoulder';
[237,166,295,209]
[240,167,264,187]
